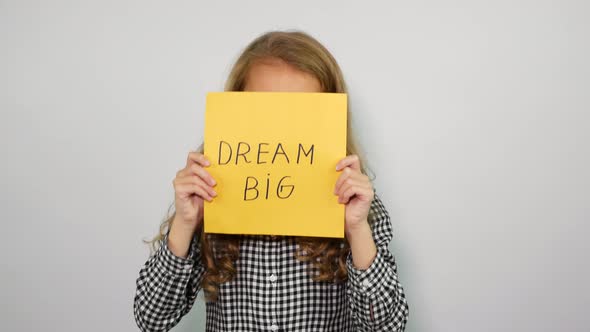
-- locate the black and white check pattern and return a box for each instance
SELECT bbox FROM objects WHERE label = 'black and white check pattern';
[134,193,409,331]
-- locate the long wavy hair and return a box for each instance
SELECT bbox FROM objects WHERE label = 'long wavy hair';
[145,30,373,302]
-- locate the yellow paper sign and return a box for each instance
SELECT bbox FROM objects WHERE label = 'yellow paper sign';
[203,92,347,238]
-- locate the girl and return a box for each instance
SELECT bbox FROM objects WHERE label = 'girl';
[134,30,409,332]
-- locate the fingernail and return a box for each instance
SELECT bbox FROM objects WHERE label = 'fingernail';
[210,179,216,185]
[212,190,217,196]
[205,160,211,166]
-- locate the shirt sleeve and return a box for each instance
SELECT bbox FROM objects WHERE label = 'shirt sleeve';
[133,229,206,332]
[346,192,410,331]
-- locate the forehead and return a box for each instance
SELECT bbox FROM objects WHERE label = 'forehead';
[243,58,322,93]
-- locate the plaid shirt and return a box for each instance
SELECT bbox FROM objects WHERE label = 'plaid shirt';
[133,193,409,331]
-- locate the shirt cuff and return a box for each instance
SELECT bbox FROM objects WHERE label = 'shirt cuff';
[157,232,201,279]
[347,248,388,297]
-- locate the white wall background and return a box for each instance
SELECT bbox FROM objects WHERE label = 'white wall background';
[1,1,589,331]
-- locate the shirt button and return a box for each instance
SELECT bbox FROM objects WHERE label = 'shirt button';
[269,274,277,282]
[362,279,371,288]
[270,324,279,331]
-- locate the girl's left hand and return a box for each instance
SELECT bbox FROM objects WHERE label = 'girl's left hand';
[334,155,374,232]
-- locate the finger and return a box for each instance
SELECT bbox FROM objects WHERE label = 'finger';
[339,184,372,204]
[186,152,211,168]
[176,175,217,197]
[334,168,368,195]
[337,174,372,199]
[174,182,213,202]
[189,164,216,186]
[174,182,212,202]
[336,178,367,200]
[175,166,199,180]
[334,167,353,194]
[335,155,361,172]
[338,183,356,204]
[337,179,372,199]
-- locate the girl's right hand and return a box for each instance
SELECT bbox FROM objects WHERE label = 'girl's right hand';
[172,151,217,230]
